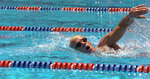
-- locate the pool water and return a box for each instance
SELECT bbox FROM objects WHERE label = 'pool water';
[0,0,150,78]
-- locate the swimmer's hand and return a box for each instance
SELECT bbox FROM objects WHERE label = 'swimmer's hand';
[129,4,148,18]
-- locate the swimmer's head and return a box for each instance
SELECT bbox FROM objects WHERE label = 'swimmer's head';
[68,35,95,53]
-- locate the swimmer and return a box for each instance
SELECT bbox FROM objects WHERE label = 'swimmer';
[68,4,148,53]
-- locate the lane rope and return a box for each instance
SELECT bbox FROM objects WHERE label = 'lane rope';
[0,6,132,12]
[0,60,149,73]
[0,26,113,32]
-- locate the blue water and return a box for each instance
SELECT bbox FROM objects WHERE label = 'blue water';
[0,0,150,79]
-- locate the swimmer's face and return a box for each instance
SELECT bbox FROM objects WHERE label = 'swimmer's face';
[69,35,95,53]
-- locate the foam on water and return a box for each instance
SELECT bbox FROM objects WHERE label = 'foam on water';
[92,17,150,58]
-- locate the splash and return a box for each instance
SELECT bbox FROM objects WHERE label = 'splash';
[89,17,150,58]
[30,32,71,53]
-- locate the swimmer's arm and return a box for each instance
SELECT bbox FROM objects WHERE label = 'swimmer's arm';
[97,4,148,48]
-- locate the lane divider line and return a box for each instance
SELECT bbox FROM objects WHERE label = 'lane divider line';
[0,6,132,11]
[0,26,113,32]
[0,60,149,73]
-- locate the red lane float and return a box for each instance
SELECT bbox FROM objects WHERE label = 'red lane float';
[51,27,56,31]
[51,27,82,32]
[137,65,144,73]
[48,62,95,70]
[12,26,16,31]
[1,26,5,30]
[62,62,67,69]
[57,62,62,69]
[83,63,89,70]
[0,26,23,31]
[66,28,71,32]
[0,60,11,67]
[67,62,73,70]
[78,63,83,70]
[74,28,78,32]
[61,7,86,11]
[71,62,78,70]
[4,60,11,67]
[89,63,94,70]
[63,27,67,32]
[50,62,57,69]
[144,66,149,73]
[8,26,12,31]
[56,27,60,31]
[59,27,64,32]
[71,28,75,32]
[0,60,5,67]
[16,6,40,10]
[108,8,132,11]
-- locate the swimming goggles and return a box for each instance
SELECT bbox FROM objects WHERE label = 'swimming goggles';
[74,38,87,49]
